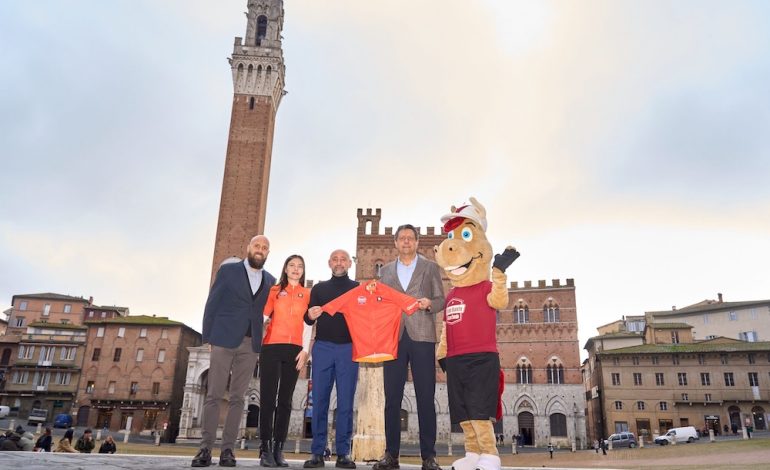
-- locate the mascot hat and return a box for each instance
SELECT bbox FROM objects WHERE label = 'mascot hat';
[440,199,488,233]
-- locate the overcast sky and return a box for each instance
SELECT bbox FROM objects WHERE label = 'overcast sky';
[2,1,769,358]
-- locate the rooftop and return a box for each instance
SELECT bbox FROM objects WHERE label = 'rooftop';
[597,340,770,355]
[29,321,88,331]
[647,322,693,330]
[85,314,184,326]
[647,299,770,316]
[12,292,90,303]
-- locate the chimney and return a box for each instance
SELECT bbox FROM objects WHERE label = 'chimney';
[718,293,723,303]
[88,296,93,305]
[672,306,676,311]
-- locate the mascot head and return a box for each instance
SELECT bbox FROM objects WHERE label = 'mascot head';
[434,197,493,287]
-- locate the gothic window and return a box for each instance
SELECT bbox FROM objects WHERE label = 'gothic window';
[543,300,560,323]
[516,360,532,384]
[549,413,567,436]
[249,97,255,110]
[514,302,529,324]
[375,261,384,278]
[266,66,272,79]
[547,362,564,384]
[256,15,268,46]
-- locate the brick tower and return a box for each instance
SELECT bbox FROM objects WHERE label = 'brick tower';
[211,0,286,280]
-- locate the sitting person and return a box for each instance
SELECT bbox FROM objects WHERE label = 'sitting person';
[54,428,77,453]
[34,427,53,452]
[75,429,95,453]
[99,435,117,454]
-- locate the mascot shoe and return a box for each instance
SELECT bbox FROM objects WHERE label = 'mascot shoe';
[450,452,479,470]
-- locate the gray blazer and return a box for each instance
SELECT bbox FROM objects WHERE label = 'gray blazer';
[379,255,445,343]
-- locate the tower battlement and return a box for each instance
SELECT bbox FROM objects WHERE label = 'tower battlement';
[356,208,443,237]
[509,278,575,290]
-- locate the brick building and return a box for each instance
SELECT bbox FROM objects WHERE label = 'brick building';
[76,315,200,439]
[6,293,90,335]
[583,321,770,442]
[209,0,286,280]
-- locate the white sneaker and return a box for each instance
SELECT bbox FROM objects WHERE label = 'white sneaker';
[475,454,500,470]
[450,452,479,470]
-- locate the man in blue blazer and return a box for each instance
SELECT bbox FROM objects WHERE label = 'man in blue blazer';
[192,235,276,468]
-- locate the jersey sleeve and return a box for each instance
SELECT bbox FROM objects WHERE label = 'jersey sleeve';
[321,285,361,317]
[378,283,420,315]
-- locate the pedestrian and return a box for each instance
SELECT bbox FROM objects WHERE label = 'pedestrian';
[75,429,95,453]
[34,427,53,452]
[99,435,117,454]
[54,428,77,453]
[374,224,445,470]
[593,439,599,453]
[731,422,738,435]
[259,254,312,467]
[601,437,607,456]
[548,443,554,459]
[192,235,276,468]
[302,249,359,469]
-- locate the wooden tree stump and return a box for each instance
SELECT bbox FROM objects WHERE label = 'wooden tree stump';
[351,362,386,461]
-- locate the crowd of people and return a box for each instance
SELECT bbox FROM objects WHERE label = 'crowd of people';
[0,425,117,453]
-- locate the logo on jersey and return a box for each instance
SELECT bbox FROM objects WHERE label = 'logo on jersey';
[279,291,288,297]
[357,296,367,305]
[445,298,466,325]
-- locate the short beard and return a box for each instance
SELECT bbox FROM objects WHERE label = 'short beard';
[248,253,265,270]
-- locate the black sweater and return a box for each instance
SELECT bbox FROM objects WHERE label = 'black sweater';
[305,274,358,344]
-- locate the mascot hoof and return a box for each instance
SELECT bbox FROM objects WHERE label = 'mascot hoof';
[475,454,501,470]
[451,452,479,470]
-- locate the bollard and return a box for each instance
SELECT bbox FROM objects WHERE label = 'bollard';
[295,438,301,454]
[512,441,517,455]
[9,419,15,431]
[96,429,102,441]
[709,429,715,442]
[742,427,748,440]
[671,435,676,445]
[36,423,42,434]
[155,432,161,446]
[447,433,452,457]
[123,431,130,444]
[638,436,644,448]
[240,438,246,450]
[608,439,613,451]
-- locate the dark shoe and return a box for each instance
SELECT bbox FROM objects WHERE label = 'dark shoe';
[260,440,277,467]
[421,457,442,470]
[191,448,212,467]
[304,454,325,468]
[219,448,236,467]
[373,452,400,470]
[335,455,356,469]
[273,440,289,467]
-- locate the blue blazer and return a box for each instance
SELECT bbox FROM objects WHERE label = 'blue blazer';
[202,261,276,353]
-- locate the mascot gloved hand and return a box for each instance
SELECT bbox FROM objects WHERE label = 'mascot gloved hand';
[434,197,518,470]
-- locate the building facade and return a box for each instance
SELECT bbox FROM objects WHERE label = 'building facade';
[584,322,770,442]
[76,315,201,439]
[6,293,90,335]
[0,322,87,419]
[210,0,286,279]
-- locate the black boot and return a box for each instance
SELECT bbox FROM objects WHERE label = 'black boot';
[273,440,289,467]
[260,440,278,467]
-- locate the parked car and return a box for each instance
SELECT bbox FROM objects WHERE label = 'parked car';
[654,426,700,445]
[0,406,10,418]
[53,413,73,428]
[604,432,638,448]
[27,408,48,426]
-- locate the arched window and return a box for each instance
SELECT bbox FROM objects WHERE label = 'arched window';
[549,413,567,436]
[256,15,268,46]
[514,302,529,324]
[374,261,384,278]
[543,299,560,323]
[399,409,408,431]
[516,360,532,384]
[637,401,645,411]
[249,97,255,110]
[547,363,564,384]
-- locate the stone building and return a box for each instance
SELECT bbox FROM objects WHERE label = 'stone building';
[583,321,770,442]
[76,315,200,439]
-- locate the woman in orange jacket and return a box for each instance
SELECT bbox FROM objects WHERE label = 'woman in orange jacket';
[259,254,312,467]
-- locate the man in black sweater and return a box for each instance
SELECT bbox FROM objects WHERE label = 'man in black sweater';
[303,249,359,469]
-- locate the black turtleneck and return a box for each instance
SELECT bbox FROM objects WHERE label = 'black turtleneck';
[305,274,358,344]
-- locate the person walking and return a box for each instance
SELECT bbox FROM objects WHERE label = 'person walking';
[548,443,554,459]
[192,235,276,468]
[303,249,359,469]
[99,435,117,454]
[259,254,312,467]
[593,439,599,453]
[373,224,445,470]
[601,437,607,456]
[54,429,77,453]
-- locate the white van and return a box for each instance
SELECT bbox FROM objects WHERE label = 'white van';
[0,406,9,418]
[654,426,699,445]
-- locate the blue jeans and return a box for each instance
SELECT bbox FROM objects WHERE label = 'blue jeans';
[311,341,359,456]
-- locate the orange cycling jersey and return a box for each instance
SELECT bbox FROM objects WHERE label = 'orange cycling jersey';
[322,281,419,363]
[263,284,311,347]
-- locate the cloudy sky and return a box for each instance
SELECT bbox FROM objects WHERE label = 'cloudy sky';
[2,1,769,357]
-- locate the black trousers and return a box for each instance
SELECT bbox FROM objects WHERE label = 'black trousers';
[260,343,302,441]
[446,352,499,423]
[383,330,437,459]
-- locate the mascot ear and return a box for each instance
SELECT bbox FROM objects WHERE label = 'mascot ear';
[469,197,486,220]
[450,205,457,213]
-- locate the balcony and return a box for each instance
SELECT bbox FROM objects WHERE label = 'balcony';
[38,360,52,367]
